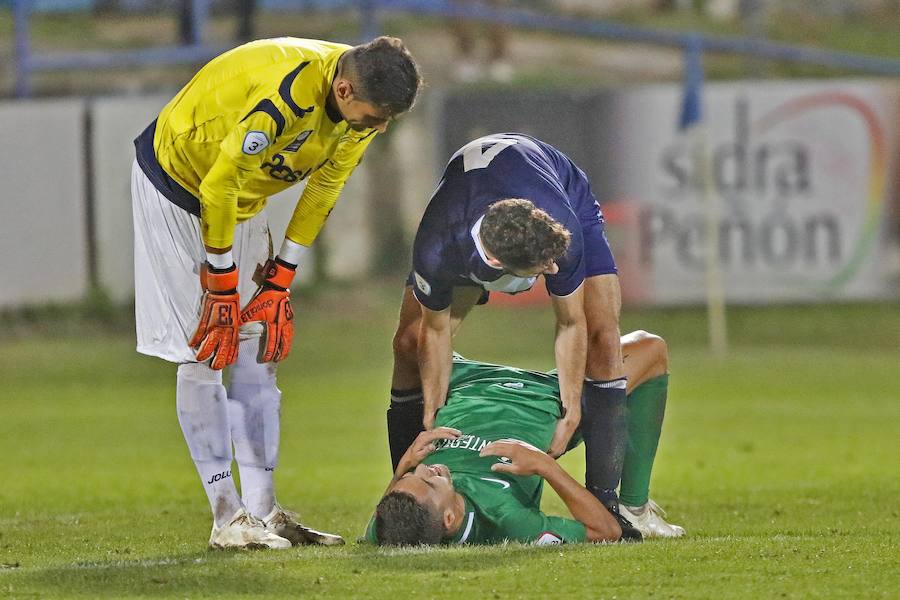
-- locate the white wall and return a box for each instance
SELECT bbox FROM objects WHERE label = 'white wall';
[0,99,90,308]
[91,95,170,302]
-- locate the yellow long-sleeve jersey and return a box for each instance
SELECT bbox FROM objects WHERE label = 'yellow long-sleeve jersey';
[134,37,378,248]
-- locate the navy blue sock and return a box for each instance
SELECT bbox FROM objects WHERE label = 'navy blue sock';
[387,388,424,472]
[581,378,628,508]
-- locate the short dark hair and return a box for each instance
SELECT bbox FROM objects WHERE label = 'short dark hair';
[480,199,572,272]
[374,491,444,546]
[344,36,422,116]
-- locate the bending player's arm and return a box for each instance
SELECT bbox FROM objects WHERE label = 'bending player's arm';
[417,305,453,430]
[285,130,377,247]
[201,82,297,250]
[481,439,621,542]
[187,159,247,369]
[190,131,275,368]
[238,247,299,363]
[190,89,296,368]
[547,285,588,457]
[239,133,376,363]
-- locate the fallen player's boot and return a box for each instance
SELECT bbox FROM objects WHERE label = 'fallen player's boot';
[209,508,292,550]
[263,504,345,546]
[619,499,685,539]
[605,501,643,542]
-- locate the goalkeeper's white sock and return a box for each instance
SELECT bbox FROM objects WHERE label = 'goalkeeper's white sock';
[176,362,242,528]
[238,466,276,519]
[228,337,280,519]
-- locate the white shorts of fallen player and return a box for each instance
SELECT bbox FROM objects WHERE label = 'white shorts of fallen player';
[131,159,269,364]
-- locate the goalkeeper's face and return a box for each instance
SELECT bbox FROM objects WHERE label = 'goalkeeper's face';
[391,463,457,512]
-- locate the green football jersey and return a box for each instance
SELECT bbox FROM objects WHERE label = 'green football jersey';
[367,356,586,545]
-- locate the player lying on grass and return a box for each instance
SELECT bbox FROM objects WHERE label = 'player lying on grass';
[366,331,684,545]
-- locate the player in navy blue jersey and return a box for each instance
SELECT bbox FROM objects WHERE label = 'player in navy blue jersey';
[388,133,630,517]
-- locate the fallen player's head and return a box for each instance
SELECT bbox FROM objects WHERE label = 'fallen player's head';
[481,199,572,276]
[375,464,460,545]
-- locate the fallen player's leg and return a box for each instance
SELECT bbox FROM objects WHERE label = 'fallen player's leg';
[619,331,685,538]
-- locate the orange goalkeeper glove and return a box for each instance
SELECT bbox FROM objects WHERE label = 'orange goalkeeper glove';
[189,263,240,370]
[240,257,296,363]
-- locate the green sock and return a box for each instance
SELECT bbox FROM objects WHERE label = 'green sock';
[619,374,668,507]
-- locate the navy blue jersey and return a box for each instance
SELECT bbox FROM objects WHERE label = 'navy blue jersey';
[411,133,605,312]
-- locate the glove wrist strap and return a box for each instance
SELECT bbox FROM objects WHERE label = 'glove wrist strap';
[205,263,239,294]
[264,257,297,290]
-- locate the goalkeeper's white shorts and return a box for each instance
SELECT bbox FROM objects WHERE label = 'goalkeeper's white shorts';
[131,159,269,364]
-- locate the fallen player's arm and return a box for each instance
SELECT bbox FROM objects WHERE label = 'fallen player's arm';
[417,305,454,429]
[380,427,461,497]
[481,439,621,542]
[547,285,588,457]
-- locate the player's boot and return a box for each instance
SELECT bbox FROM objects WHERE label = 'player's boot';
[263,504,345,546]
[604,501,643,542]
[619,499,685,539]
[209,508,292,550]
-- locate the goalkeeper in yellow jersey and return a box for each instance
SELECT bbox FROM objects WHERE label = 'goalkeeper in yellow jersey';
[131,36,421,549]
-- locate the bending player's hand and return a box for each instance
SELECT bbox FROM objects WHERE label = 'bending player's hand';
[547,415,580,459]
[190,263,240,370]
[480,439,554,477]
[397,427,461,475]
[240,258,296,362]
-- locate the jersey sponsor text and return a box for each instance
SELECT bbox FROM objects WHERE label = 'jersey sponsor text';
[435,433,490,453]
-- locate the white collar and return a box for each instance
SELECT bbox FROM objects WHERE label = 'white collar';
[457,511,475,544]
[470,215,503,270]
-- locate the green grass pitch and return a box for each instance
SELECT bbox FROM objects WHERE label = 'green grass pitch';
[1,295,898,599]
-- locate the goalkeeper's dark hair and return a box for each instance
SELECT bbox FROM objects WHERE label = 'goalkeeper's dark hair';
[480,199,572,272]
[374,491,444,546]
[344,36,422,116]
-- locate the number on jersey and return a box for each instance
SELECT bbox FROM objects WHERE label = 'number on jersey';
[460,136,519,172]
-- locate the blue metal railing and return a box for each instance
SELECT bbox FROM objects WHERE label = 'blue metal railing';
[12,0,900,98]
[12,0,234,97]
[373,0,900,76]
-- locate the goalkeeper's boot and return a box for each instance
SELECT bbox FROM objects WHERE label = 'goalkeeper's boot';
[604,501,643,543]
[263,504,345,546]
[619,499,685,539]
[208,508,292,550]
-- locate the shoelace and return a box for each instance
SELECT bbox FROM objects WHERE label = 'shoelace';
[647,498,668,517]
[268,504,299,526]
[232,512,267,529]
